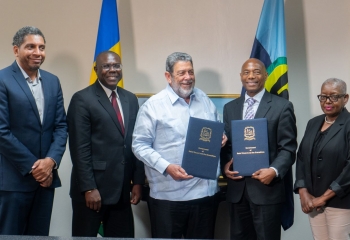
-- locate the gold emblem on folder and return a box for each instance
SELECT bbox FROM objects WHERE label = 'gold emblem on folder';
[244,126,255,141]
[199,127,212,142]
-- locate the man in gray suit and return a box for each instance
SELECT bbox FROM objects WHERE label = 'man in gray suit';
[220,58,297,240]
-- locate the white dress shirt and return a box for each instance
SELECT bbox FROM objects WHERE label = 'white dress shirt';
[17,62,44,124]
[243,88,265,118]
[132,84,221,201]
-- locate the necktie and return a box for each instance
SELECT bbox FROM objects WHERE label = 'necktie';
[244,98,257,120]
[111,91,125,135]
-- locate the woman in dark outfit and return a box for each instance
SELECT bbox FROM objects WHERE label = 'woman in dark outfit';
[294,78,350,239]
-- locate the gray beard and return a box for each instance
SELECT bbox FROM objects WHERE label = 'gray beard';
[177,86,193,99]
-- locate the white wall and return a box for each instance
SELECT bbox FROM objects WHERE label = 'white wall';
[0,0,349,239]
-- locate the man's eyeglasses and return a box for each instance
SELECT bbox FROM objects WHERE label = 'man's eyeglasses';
[317,94,346,102]
[101,64,122,71]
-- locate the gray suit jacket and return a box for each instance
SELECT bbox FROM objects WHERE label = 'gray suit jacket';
[220,91,297,205]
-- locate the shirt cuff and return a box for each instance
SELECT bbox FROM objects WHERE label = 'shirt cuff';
[270,167,278,177]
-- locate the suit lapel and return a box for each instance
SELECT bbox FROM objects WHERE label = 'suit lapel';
[41,75,50,125]
[234,97,244,120]
[254,91,272,119]
[317,109,349,155]
[94,82,124,136]
[306,115,324,157]
[118,87,129,136]
[11,62,41,124]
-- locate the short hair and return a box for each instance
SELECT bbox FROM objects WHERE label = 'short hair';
[12,26,46,47]
[95,51,120,64]
[322,78,347,94]
[165,52,193,74]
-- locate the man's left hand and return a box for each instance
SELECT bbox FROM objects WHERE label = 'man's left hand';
[40,172,53,188]
[252,168,276,185]
[32,157,55,182]
[130,184,142,205]
[221,134,228,147]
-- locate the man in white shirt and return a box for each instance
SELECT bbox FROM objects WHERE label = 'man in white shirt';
[132,52,226,239]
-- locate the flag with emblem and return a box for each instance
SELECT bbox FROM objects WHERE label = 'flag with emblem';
[90,0,123,87]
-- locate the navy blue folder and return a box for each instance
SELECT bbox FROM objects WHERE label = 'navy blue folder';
[231,118,269,176]
[182,117,224,180]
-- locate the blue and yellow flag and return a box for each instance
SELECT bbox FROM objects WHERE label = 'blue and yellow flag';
[90,0,123,87]
[250,0,294,231]
[250,0,288,99]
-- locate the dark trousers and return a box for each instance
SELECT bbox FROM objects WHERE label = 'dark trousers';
[0,187,55,235]
[230,186,282,240]
[148,194,219,239]
[72,197,134,237]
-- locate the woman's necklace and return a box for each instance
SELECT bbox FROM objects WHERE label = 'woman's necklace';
[324,116,335,124]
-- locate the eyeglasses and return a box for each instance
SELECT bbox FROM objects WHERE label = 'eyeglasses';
[101,63,122,71]
[317,94,346,102]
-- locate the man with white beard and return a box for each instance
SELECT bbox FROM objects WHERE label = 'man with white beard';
[132,52,226,239]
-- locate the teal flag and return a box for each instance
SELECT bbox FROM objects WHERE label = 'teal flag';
[250,0,289,99]
[250,0,294,231]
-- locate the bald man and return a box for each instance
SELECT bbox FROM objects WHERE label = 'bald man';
[220,58,297,240]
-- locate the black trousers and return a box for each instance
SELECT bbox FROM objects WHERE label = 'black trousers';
[0,187,54,235]
[230,186,282,240]
[71,197,134,237]
[148,194,219,239]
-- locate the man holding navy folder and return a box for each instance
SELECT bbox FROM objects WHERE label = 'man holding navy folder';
[132,52,226,239]
[220,58,297,240]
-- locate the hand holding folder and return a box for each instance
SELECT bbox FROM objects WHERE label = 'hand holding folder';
[231,118,270,176]
[223,158,243,180]
[182,117,224,180]
[166,164,193,181]
[251,168,276,184]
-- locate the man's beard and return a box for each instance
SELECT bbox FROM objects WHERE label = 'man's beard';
[171,79,194,99]
[29,65,40,71]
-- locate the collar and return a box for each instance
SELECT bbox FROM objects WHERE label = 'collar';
[244,88,265,103]
[98,80,119,99]
[16,61,41,83]
[166,84,196,105]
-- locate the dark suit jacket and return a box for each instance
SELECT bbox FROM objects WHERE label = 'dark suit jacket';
[68,81,145,205]
[0,61,68,191]
[294,108,350,209]
[221,91,297,205]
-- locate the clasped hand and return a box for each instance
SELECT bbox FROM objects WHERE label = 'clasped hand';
[32,157,55,187]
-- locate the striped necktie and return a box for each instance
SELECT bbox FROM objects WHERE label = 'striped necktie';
[244,98,257,120]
